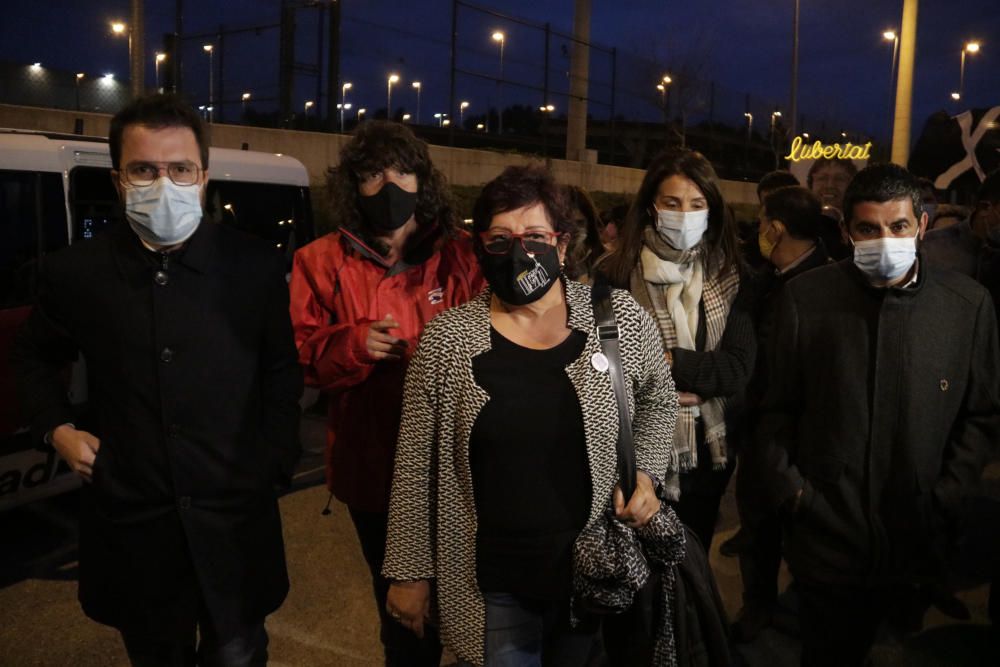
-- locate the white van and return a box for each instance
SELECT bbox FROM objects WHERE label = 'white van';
[0,129,315,511]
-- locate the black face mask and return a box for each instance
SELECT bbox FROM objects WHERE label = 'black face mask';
[480,243,562,306]
[358,181,418,231]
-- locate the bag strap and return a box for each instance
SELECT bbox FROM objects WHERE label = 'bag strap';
[591,276,637,502]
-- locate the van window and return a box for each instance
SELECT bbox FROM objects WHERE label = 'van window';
[206,181,312,266]
[0,170,68,309]
[69,166,122,241]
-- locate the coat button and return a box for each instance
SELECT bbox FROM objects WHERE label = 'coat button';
[154,270,169,286]
[178,496,191,510]
[940,379,949,391]
[160,348,174,363]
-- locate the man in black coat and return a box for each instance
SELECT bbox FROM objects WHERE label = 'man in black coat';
[12,94,302,665]
[731,185,831,642]
[756,164,1000,666]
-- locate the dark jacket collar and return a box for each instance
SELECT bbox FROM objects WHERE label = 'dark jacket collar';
[840,252,926,297]
[111,219,214,276]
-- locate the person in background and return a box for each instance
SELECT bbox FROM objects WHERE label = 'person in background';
[738,170,802,274]
[756,163,1000,666]
[807,157,857,260]
[600,203,629,250]
[12,93,302,665]
[564,184,607,281]
[731,186,831,642]
[927,204,968,231]
[289,121,484,666]
[599,147,755,552]
[382,165,679,666]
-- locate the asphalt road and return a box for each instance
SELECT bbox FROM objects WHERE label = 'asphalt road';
[0,419,996,666]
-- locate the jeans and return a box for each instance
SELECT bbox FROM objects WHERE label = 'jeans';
[457,593,599,667]
[121,619,267,667]
[348,507,443,667]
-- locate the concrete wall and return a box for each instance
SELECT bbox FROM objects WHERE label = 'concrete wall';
[0,103,758,205]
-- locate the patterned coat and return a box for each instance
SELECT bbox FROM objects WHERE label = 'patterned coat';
[383,278,679,665]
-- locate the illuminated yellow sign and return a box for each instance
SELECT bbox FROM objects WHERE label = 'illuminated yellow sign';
[785,135,871,162]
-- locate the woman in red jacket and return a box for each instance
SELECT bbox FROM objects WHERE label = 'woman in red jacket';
[289,121,484,666]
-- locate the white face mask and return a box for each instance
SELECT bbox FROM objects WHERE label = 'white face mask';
[852,232,918,284]
[655,208,709,250]
[124,177,203,246]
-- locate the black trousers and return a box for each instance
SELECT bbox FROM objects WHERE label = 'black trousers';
[737,515,783,608]
[673,454,736,553]
[797,582,918,667]
[348,507,443,667]
[121,616,267,667]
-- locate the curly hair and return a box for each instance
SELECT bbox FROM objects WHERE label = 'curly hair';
[471,164,579,275]
[327,121,456,243]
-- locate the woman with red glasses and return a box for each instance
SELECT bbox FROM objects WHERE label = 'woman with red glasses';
[381,165,681,666]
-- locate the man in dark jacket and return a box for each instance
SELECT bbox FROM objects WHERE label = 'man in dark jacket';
[732,185,831,641]
[756,164,1000,666]
[12,94,302,665]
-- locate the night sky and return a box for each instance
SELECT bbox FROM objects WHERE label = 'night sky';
[3,1,997,145]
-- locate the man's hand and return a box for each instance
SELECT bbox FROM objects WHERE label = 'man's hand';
[386,579,431,638]
[677,392,703,407]
[50,425,101,482]
[614,471,660,528]
[366,314,410,361]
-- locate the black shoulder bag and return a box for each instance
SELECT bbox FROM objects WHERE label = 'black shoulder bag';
[591,277,637,501]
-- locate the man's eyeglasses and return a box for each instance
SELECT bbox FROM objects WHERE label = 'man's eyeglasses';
[121,161,202,187]
[479,229,562,255]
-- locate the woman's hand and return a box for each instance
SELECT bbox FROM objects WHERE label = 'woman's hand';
[386,579,431,638]
[613,471,660,528]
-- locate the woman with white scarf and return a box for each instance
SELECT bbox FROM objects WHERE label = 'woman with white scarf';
[599,148,755,553]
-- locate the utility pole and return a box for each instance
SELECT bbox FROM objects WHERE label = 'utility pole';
[789,0,799,138]
[326,0,341,132]
[130,0,145,96]
[279,1,295,127]
[891,0,918,166]
[566,0,591,162]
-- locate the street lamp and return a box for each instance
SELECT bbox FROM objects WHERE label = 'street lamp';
[476,123,485,131]
[203,44,214,123]
[110,21,131,95]
[241,92,251,119]
[155,53,166,93]
[357,107,366,123]
[341,82,352,133]
[951,91,961,101]
[75,72,84,110]
[657,75,673,124]
[412,81,422,124]
[770,110,783,169]
[304,100,314,116]
[492,31,505,134]
[434,112,447,128]
[883,29,900,146]
[539,104,555,112]
[402,113,411,122]
[957,41,981,102]
[460,101,470,127]
[387,73,399,120]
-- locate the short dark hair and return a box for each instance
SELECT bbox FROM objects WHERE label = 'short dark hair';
[807,157,858,189]
[763,186,823,241]
[471,165,576,269]
[842,163,923,225]
[757,170,800,200]
[329,120,456,238]
[978,169,1000,206]
[109,93,209,171]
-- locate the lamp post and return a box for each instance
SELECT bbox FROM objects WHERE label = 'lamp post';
[434,113,447,128]
[402,113,411,122]
[770,109,783,169]
[341,82,352,133]
[539,104,555,157]
[744,112,753,170]
[110,22,132,96]
[75,72,84,110]
[387,73,399,120]
[203,44,214,123]
[460,101,470,128]
[412,81,422,124]
[154,53,166,93]
[956,41,981,102]
[304,100,314,116]
[357,107,366,124]
[492,31,505,134]
[241,91,251,119]
[883,30,899,147]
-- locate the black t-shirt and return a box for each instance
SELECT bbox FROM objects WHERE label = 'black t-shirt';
[469,327,591,601]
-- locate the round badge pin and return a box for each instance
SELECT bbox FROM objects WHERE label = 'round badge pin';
[591,351,610,373]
